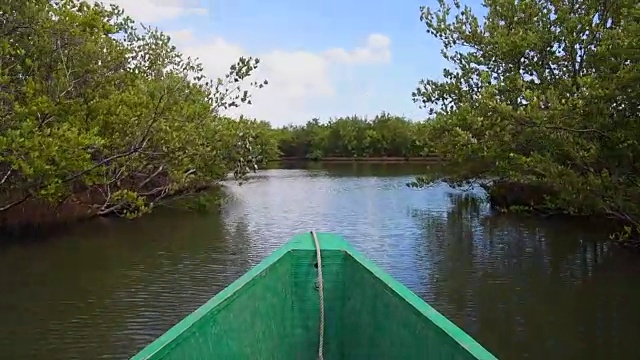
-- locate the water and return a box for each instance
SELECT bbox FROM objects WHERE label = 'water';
[0,162,638,359]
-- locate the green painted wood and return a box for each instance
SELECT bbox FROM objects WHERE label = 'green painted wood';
[131,232,498,360]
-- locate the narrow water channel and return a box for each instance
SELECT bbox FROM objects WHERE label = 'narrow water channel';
[0,163,638,359]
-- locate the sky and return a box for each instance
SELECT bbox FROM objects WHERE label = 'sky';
[96,0,478,127]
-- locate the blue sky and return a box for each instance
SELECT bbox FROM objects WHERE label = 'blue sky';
[103,0,485,127]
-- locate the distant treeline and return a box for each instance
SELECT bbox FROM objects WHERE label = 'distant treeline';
[269,112,435,160]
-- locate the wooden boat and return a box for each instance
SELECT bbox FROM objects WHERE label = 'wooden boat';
[131,232,498,359]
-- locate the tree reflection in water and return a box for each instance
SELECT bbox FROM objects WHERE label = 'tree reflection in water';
[409,190,639,359]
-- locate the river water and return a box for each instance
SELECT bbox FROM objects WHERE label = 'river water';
[0,162,638,359]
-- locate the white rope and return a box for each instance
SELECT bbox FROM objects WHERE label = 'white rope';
[310,231,324,360]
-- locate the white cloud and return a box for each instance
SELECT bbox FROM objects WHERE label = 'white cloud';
[95,0,207,23]
[93,1,393,125]
[324,34,392,64]
[170,30,392,125]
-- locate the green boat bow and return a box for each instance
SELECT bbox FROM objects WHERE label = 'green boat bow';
[131,232,498,359]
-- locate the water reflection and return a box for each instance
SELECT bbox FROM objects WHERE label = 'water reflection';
[411,190,640,359]
[0,163,638,360]
[274,160,442,178]
[0,207,254,359]
[220,167,449,291]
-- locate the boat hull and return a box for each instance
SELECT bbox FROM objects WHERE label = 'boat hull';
[131,232,497,359]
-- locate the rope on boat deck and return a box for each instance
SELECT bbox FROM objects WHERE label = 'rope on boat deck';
[310,231,325,360]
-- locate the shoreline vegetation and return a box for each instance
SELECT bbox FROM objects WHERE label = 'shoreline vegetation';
[275,157,442,162]
[2,0,639,248]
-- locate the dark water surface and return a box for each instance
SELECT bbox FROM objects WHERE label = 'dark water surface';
[0,163,639,359]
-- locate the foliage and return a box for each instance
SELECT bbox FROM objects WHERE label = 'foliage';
[411,0,640,234]
[0,0,275,222]
[273,112,434,159]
